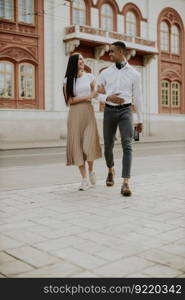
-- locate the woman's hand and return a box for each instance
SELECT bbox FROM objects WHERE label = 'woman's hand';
[97,84,105,94]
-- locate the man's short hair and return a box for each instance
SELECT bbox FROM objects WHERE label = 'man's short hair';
[112,41,127,51]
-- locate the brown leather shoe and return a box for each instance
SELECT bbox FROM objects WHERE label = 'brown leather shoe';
[106,170,115,186]
[121,183,132,196]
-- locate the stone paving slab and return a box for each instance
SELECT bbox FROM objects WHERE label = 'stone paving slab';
[0,169,185,278]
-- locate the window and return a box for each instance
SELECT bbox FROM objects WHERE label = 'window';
[160,21,169,51]
[19,63,35,98]
[171,25,180,54]
[161,80,170,106]
[126,11,136,36]
[0,61,14,98]
[0,0,13,20]
[19,0,34,24]
[0,62,35,100]
[161,80,180,108]
[73,0,85,25]
[171,81,180,107]
[100,4,113,31]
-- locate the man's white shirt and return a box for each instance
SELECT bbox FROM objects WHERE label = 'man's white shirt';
[97,62,143,123]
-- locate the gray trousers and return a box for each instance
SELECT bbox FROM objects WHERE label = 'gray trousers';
[103,105,133,178]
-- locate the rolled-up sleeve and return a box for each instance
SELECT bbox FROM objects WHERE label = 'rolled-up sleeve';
[133,73,143,123]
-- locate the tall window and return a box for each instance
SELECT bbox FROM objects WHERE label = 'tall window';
[171,25,180,54]
[0,61,14,98]
[126,11,136,36]
[73,0,85,25]
[161,80,180,108]
[19,63,35,98]
[161,80,170,106]
[100,4,113,31]
[160,21,169,51]
[0,0,13,20]
[19,0,34,24]
[171,81,180,107]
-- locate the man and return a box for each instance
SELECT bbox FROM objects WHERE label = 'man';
[97,41,143,196]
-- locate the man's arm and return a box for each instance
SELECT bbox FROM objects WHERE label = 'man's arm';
[96,73,107,103]
[97,73,124,104]
[133,73,143,132]
[97,85,125,104]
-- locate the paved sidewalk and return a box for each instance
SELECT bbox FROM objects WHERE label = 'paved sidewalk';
[0,169,185,278]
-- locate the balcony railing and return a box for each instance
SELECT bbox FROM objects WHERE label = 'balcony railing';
[64,25,156,48]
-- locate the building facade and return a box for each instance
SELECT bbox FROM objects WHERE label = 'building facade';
[0,0,185,149]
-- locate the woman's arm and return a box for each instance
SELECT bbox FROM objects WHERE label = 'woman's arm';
[68,95,91,105]
[63,84,92,105]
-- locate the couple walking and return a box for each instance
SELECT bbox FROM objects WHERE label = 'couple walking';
[63,41,143,196]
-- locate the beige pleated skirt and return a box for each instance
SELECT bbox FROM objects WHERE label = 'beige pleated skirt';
[66,102,102,166]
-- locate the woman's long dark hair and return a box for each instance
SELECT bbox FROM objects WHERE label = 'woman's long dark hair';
[63,53,79,105]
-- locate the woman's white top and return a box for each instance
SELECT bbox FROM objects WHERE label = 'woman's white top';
[64,73,94,97]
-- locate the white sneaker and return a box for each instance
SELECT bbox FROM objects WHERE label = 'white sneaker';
[89,171,96,185]
[78,178,91,191]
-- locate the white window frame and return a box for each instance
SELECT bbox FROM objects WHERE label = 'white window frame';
[73,0,86,25]
[160,21,170,52]
[18,0,34,24]
[171,81,180,108]
[0,61,14,98]
[100,4,113,32]
[0,0,14,20]
[171,25,180,55]
[161,80,170,107]
[19,63,35,99]
[125,11,137,36]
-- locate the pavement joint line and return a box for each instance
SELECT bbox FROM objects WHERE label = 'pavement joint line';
[0,144,184,159]
[0,153,185,171]
[0,169,185,194]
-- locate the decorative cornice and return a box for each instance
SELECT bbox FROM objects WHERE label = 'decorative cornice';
[94,44,109,59]
[143,54,157,66]
[122,2,147,21]
[65,39,80,55]
[0,47,36,62]
[161,70,181,82]
[158,7,184,28]
[96,0,120,13]
[126,49,136,61]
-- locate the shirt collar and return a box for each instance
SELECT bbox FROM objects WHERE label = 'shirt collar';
[112,61,128,70]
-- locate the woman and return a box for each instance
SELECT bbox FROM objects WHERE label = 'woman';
[63,53,102,191]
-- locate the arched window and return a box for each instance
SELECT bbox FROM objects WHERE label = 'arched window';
[158,8,184,114]
[72,0,86,25]
[125,11,137,36]
[160,22,169,52]
[161,80,170,106]
[171,25,180,54]
[171,81,180,107]
[19,0,34,24]
[19,63,35,99]
[100,4,113,31]
[0,0,13,20]
[0,61,14,98]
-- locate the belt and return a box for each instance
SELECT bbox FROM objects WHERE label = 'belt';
[105,103,131,109]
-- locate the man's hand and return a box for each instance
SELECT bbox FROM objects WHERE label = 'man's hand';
[135,123,143,133]
[107,94,125,104]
